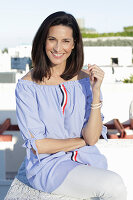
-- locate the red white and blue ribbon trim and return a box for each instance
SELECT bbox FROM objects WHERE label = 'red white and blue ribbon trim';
[71,151,78,162]
[59,84,67,114]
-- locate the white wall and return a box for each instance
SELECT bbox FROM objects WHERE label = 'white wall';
[101,66,133,82]
[84,46,132,66]
[101,82,133,123]
[0,53,11,72]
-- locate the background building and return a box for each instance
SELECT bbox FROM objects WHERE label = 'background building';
[76,18,85,29]
[84,46,132,66]
[0,45,31,83]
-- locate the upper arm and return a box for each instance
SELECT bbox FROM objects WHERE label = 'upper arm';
[15,81,46,140]
[15,79,46,159]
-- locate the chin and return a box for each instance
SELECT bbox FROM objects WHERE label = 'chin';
[49,58,66,66]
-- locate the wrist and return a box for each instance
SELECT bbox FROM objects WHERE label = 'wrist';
[91,102,102,110]
[75,137,86,147]
[92,88,100,96]
[92,90,100,103]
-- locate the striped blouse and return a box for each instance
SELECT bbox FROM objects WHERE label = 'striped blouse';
[15,77,107,193]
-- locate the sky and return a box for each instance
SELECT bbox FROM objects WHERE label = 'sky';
[0,0,133,49]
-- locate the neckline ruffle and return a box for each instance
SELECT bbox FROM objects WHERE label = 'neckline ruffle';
[18,77,90,87]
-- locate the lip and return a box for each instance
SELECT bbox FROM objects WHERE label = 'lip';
[51,52,64,59]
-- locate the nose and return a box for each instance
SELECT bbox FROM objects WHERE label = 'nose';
[53,41,62,52]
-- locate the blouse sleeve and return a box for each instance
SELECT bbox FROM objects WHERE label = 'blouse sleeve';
[15,82,46,161]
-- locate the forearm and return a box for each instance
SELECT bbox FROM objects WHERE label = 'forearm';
[82,89,102,145]
[35,137,86,154]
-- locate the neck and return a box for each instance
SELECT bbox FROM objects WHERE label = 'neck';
[50,62,66,76]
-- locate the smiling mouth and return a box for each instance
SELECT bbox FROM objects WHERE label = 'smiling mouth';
[51,52,64,58]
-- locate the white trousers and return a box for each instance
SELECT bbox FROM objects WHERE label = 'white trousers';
[52,165,127,200]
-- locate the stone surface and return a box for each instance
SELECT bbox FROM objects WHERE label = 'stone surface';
[4,178,88,200]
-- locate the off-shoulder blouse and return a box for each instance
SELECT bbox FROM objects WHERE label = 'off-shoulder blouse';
[15,77,107,193]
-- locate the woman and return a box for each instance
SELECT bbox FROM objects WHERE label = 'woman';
[15,11,127,199]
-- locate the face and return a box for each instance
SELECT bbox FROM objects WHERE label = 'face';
[45,25,74,67]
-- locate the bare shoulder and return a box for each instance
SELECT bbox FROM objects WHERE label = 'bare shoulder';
[79,69,90,79]
[21,69,33,81]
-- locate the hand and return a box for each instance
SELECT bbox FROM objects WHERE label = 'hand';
[85,64,104,91]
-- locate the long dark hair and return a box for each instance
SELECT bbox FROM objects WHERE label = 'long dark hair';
[32,11,84,82]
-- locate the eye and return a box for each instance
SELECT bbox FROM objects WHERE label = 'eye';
[63,39,70,43]
[63,40,70,43]
[48,38,55,41]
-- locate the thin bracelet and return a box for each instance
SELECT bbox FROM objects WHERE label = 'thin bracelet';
[91,105,101,109]
[91,102,102,107]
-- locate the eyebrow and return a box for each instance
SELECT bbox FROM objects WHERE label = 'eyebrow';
[47,36,55,38]
[47,36,72,40]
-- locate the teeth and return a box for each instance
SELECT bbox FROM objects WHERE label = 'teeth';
[52,53,63,57]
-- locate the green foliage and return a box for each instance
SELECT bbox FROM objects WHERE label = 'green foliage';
[2,48,8,53]
[82,31,133,38]
[83,39,133,46]
[123,75,133,83]
[81,25,133,38]
[123,26,133,32]
[82,33,99,38]
[80,28,96,33]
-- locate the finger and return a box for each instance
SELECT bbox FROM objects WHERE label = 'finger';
[90,64,104,74]
[91,71,104,78]
[90,70,104,80]
[87,64,94,71]
[90,68,104,73]
[84,64,105,82]
[91,72,104,80]
[86,64,101,73]
[90,68,104,76]
[92,74,104,82]
[91,64,100,69]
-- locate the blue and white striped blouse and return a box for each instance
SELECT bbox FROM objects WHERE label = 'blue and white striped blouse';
[15,77,107,193]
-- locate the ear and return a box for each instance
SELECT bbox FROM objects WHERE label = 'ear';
[72,41,75,49]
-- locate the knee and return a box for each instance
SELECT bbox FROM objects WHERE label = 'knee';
[106,172,127,199]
